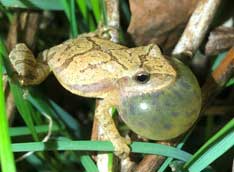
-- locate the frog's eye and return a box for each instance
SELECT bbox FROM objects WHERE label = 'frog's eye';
[134,72,150,84]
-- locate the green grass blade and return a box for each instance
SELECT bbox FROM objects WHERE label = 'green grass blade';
[26,89,81,138]
[26,154,46,171]
[9,83,39,141]
[26,90,55,118]
[120,0,130,23]
[1,0,63,10]
[76,0,88,19]
[49,99,81,138]
[60,0,70,19]
[131,142,192,162]
[0,3,13,21]
[76,0,97,32]
[100,0,107,25]
[0,38,16,172]
[158,129,194,172]
[185,119,234,172]
[88,14,97,31]
[211,52,227,71]
[12,141,192,162]
[226,78,234,86]
[9,124,60,137]
[60,0,78,37]
[80,155,99,172]
[56,137,98,171]
[70,0,78,37]
[90,0,101,22]
[60,0,73,36]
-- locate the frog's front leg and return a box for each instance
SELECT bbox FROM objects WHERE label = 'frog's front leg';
[9,44,50,85]
[95,98,130,159]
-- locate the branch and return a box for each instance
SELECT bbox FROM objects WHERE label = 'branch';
[172,0,222,57]
[92,1,121,172]
[205,27,234,56]
[105,0,120,42]
[201,48,234,111]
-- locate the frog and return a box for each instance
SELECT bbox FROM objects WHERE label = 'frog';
[9,30,201,159]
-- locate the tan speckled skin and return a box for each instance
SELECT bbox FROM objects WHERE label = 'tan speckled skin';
[9,35,178,159]
[45,37,176,98]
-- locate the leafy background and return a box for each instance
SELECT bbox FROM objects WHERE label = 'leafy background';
[0,0,233,172]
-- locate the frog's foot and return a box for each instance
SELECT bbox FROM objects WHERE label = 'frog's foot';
[96,25,114,39]
[96,24,119,42]
[112,136,131,159]
[9,44,50,85]
[95,99,130,159]
[9,44,36,85]
[80,25,118,41]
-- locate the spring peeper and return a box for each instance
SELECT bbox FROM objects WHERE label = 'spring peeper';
[9,33,201,159]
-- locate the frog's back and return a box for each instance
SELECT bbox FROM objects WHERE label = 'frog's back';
[45,37,137,97]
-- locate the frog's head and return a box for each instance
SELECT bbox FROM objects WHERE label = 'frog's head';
[117,44,177,97]
[116,45,202,140]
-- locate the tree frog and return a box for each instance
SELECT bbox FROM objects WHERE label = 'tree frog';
[9,32,201,159]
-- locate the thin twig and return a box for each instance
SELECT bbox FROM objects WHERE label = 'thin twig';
[105,0,120,43]
[134,155,165,172]
[172,0,222,57]
[211,48,234,86]
[201,48,234,111]
[16,112,53,162]
[6,11,39,50]
[120,157,136,172]
[93,1,120,172]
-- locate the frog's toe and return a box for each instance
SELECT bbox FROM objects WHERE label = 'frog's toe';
[113,137,131,159]
[96,26,116,39]
[16,73,36,86]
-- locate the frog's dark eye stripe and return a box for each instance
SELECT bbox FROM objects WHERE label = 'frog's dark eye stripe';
[134,72,150,84]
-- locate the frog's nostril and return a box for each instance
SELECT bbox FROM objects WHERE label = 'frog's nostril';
[134,72,150,84]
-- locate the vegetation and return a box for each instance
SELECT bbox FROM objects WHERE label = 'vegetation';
[0,0,233,172]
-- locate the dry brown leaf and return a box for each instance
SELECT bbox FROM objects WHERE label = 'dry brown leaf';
[127,0,199,54]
